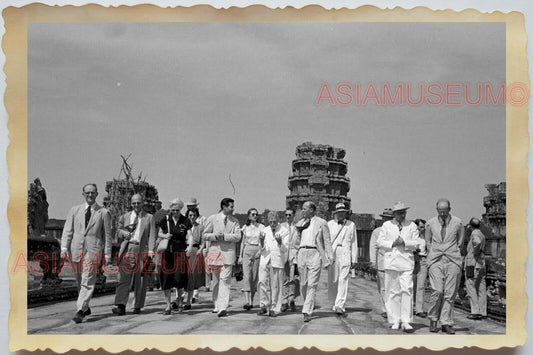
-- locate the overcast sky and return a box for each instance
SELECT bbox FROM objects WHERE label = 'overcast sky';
[28,22,505,222]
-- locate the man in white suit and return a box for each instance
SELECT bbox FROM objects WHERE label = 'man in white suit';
[60,183,112,323]
[257,211,289,317]
[297,201,334,322]
[112,194,156,315]
[203,197,242,317]
[327,203,358,315]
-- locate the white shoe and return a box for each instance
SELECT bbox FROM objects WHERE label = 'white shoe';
[401,322,414,333]
[211,309,219,313]
[391,323,400,330]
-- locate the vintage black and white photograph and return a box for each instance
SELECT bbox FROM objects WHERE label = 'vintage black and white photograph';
[24,20,507,337]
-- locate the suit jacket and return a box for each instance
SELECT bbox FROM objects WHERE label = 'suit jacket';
[296,216,334,266]
[203,212,242,265]
[260,224,290,268]
[280,222,299,264]
[377,220,420,272]
[369,227,386,271]
[465,229,485,269]
[327,219,358,266]
[61,203,112,263]
[117,210,157,259]
[425,215,465,268]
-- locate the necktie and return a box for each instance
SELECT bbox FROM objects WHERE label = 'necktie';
[441,219,447,240]
[132,213,139,239]
[85,206,91,229]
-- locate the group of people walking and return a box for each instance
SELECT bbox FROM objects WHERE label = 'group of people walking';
[60,183,486,334]
[369,200,487,334]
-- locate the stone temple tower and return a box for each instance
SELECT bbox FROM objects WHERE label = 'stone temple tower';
[286,142,351,219]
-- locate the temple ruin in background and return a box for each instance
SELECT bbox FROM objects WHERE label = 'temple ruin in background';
[286,142,351,219]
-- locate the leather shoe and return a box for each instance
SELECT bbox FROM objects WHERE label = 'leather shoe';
[334,306,344,315]
[171,301,179,310]
[303,313,312,322]
[429,320,439,333]
[380,312,388,319]
[289,301,296,312]
[269,310,278,317]
[132,308,141,314]
[83,308,92,316]
[257,307,268,316]
[416,312,427,318]
[72,310,85,324]
[402,322,414,333]
[217,309,228,317]
[183,304,192,310]
[441,325,456,334]
[467,314,483,320]
[281,303,289,312]
[112,305,126,316]
[163,308,171,315]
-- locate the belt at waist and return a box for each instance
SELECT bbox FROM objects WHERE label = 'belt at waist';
[128,240,140,245]
[246,243,260,246]
[335,244,343,248]
[192,243,201,248]
[300,246,316,249]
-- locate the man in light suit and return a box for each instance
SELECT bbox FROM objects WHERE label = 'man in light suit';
[425,198,465,334]
[281,208,299,312]
[257,211,290,317]
[203,197,242,317]
[61,183,112,323]
[297,201,334,322]
[327,203,358,315]
[112,194,156,315]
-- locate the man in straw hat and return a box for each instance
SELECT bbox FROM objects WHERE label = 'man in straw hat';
[377,202,421,333]
[369,207,394,318]
[296,201,334,322]
[327,203,358,315]
[425,198,465,334]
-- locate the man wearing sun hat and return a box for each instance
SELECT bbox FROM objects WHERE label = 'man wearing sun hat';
[327,203,358,315]
[369,207,394,318]
[377,202,420,333]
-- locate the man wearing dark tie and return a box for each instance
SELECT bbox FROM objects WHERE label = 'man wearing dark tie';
[112,194,156,315]
[425,198,465,334]
[60,183,112,323]
[203,198,242,317]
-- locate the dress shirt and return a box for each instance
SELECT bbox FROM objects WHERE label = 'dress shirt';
[300,217,317,247]
[130,211,141,243]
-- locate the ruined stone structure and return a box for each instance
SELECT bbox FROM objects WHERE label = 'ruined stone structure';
[482,182,506,258]
[286,142,351,219]
[103,155,160,246]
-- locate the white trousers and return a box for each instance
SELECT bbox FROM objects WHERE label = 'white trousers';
[384,269,413,324]
[258,261,271,308]
[212,264,232,311]
[298,249,322,315]
[327,248,351,311]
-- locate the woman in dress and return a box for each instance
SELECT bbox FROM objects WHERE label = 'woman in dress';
[184,207,206,309]
[237,208,264,310]
[158,198,193,315]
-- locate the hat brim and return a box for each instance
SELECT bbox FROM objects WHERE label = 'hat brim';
[380,214,394,218]
[335,209,349,213]
[392,207,410,212]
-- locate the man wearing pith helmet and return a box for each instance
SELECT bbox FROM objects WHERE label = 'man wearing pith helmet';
[377,202,420,333]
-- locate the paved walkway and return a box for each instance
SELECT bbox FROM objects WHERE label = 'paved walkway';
[28,270,505,335]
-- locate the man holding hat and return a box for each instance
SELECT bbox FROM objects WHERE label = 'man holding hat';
[327,203,358,315]
[369,208,394,318]
[377,202,420,333]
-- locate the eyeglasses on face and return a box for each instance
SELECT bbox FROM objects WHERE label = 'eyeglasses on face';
[170,209,180,212]
[285,214,293,217]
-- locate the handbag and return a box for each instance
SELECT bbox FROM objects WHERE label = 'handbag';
[156,216,171,253]
[465,265,475,278]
